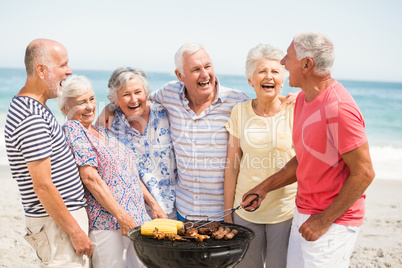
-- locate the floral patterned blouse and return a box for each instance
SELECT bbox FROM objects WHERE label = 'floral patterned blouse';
[110,101,177,215]
[63,120,151,230]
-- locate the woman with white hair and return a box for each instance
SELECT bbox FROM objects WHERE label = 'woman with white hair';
[224,44,297,268]
[106,67,177,220]
[57,75,151,267]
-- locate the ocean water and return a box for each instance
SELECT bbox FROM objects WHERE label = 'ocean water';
[1,68,401,180]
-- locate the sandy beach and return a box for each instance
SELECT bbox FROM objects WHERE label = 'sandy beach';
[0,165,401,268]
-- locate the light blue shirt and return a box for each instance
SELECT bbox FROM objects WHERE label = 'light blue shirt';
[148,79,250,219]
[110,101,177,215]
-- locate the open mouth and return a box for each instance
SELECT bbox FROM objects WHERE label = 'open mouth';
[262,84,275,90]
[198,80,210,87]
[128,103,141,110]
[82,112,94,117]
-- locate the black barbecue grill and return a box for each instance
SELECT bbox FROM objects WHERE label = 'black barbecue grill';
[128,222,255,268]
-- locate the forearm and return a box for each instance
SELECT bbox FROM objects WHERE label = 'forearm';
[224,164,239,210]
[140,180,167,219]
[141,181,157,208]
[319,172,373,226]
[241,156,298,209]
[320,142,375,225]
[34,184,85,235]
[84,175,134,225]
[28,159,84,236]
[28,157,93,256]
[260,156,298,193]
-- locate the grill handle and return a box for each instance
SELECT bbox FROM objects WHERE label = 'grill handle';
[203,248,244,260]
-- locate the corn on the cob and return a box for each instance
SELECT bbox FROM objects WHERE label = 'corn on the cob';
[140,219,183,236]
[150,219,184,229]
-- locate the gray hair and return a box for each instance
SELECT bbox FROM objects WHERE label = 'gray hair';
[245,44,287,80]
[174,42,206,74]
[293,32,335,76]
[107,67,150,105]
[57,75,93,115]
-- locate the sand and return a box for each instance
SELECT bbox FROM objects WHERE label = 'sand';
[0,165,401,268]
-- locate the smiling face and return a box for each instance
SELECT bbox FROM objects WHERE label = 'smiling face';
[64,89,97,128]
[280,41,303,88]
[45,44,72,99]
[175,49,217,101]
[248,58,284,100]
[115,78,148,119]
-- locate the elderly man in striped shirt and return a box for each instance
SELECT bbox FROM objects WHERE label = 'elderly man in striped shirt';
[5,39,93,267]
[148,43,250,220]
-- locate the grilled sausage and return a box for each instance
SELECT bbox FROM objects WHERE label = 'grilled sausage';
[224,229,238,240]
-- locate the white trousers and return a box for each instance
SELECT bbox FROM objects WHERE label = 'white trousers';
[287,210,359,268]
[89,230,145,268]
[24,207,90,268]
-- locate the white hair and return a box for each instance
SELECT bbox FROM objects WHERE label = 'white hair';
[174,42,206,74]
[245,43,287,80]
[293,32,335,76]
[57,75,93,115]
[107,67,150,105]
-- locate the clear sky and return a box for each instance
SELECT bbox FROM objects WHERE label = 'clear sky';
[1,0,401,82]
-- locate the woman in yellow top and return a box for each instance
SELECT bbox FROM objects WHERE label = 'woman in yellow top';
[224,44,297,268]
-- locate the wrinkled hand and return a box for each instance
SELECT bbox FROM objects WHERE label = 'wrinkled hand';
[151,205,168,219]
[118,214,137,236]
[299,213,331,242]
[70,230,93,258]
[95,104,114,130]
[285,91,300,104]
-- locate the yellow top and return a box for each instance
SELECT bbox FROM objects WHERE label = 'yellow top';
[225,100,297,224]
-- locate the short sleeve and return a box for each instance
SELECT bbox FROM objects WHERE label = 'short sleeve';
[62,121,98,167]
[339,103,367,154]
[15,115,52,163]
[327,102,367,155]
[225,102,241,139]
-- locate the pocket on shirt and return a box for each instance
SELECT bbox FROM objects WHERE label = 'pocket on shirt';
[24,225,51,262]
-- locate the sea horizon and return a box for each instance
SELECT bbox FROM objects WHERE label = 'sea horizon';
[0,67,401,181]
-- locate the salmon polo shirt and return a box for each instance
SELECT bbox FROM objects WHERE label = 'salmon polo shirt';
[293,81,368,226]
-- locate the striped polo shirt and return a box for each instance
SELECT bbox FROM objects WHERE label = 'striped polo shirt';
[4,96,86,217]
[148,79,250,219]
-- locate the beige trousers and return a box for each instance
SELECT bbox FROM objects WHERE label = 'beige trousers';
[24,208,90,268]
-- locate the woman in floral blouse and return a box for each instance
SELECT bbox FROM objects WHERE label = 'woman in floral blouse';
[58,75,152,267]
[106,67,177,219]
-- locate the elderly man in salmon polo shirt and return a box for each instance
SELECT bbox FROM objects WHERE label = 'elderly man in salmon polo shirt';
[241,32,375,268]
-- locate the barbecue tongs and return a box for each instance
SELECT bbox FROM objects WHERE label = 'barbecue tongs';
[191,193,260,229]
